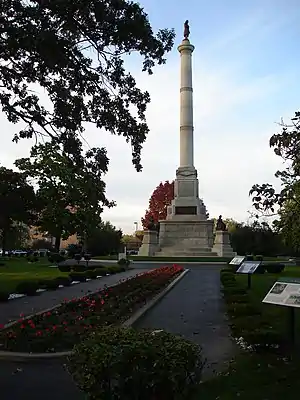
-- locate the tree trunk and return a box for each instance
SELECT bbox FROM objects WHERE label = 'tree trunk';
[54,234,61,252]
[1,228,7,256]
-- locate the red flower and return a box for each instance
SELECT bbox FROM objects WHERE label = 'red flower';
[0,324,4,330]
[20,324,26,329]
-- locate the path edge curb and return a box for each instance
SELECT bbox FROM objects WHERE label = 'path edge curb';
[122,268,189,328]
[0,268,189,362]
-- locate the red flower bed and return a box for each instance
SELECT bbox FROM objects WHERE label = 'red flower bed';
[0,265,183,353]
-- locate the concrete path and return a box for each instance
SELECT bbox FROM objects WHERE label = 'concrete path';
[0,269,148,326]
[134,264,236,378]
[0,359,84,400]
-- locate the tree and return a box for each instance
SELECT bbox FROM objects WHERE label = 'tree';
[122,234,141,250]
[0,167,38,254]
[273,191,300,254]
[86,222,122,256]
[0,222,30,250]
[31,238,53,251]
[1,0,175,172]
[249,111,300,250]
[230,221,283,256]
[15,141,113,251]
[142,180,174,229]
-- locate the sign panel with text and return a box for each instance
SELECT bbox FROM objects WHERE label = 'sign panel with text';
[229,256,245,266]
[263,277,300,308]
[236,261,261,274]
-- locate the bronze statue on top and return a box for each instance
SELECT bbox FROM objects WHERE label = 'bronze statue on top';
[216,215,227,231]
[184,20,190,39]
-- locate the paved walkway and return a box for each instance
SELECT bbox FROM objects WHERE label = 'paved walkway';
[0,269,148,326]
[0,264,234,398]
[134,264,236,378]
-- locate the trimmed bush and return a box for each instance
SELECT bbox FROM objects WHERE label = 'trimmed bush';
[55,276,72,286]
[246,255,254,261]
[43,279,60,290]
[117,258,130,267]
[69,272,87,282]
[58,264,71,273]
[224,294,249,304]
[265,263,285,274]
[255,255,263,261]
[71,265,87,273]
[16,281,39,296]
[220,272,236,285]
[0,291,10,302]
[95,267,109,276]
[223,286,247,296]
[49,253,65,264]
[221,268,234,274]
[68,327,204,400]
[107,266,118,274]
[86,270,98,280]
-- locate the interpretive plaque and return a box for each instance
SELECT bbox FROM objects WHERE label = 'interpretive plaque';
[236,261,261,274]
[229,256,245,266]
[263,277,300,308]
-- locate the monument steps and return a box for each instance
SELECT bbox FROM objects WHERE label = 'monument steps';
[155,247,219,257]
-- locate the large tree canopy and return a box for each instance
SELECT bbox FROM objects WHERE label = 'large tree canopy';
[0,0,175,170]
[15,141,113,250]
[0,166,38,253]
[249,111,300,251]
[250,111,300,215]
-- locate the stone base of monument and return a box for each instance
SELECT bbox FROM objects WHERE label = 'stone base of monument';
[212,230,236,257]
[138,230,159,256]
[155,219,219,257]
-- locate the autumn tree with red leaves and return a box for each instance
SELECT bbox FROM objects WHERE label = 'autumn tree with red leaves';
[142,181,174,229]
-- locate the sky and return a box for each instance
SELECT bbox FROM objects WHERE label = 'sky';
[1,0,300,234]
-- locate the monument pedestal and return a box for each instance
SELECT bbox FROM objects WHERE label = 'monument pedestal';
[156,219,218,257]
[138,230,158,256]
[212,230,236,258]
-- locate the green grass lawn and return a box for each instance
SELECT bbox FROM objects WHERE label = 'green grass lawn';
[0,257,68,293]
[196,266,300,399]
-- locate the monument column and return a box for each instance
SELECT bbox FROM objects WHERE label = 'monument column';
[178,37,195,167]
[165,20,208,221]
[153,20,216,256]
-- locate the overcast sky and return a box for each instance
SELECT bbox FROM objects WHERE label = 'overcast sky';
[1,0,299,234]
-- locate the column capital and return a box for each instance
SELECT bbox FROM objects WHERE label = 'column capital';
[178,39,195,54]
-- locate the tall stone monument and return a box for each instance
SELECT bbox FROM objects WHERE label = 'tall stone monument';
[155,21,233,257]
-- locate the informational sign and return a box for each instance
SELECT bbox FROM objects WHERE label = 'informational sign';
[236,261,261,274]
[263,277,300,308]
[229,256,245,266]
